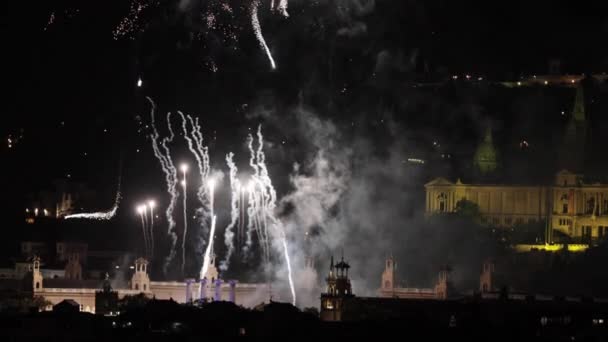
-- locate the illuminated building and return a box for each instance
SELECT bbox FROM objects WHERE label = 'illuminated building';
[379,255,452,299]
[27,256,272,313]
[473,127,498,175]
[320,255,353,321]
[425,86,608,244]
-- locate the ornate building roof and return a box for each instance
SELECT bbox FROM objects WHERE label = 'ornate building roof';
[473,127,498,174]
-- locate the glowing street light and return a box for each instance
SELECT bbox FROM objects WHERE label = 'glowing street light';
[148,200,155,209]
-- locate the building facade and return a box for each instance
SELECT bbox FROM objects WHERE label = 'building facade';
[425,170,608,243]
[28,256,274,313]
[379,255,452,299]
[425,85,608,244]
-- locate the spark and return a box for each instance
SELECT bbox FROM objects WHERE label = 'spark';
[44,12,55,31]
[113,0,152,40]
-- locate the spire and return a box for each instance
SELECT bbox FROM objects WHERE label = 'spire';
[483,126,492,143]
[330,255,334,270]
[572,85,585,123]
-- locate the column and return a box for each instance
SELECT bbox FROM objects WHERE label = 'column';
[214,278,222,301]
[200,278,207,302]
[185,279,193,303]
[229,280,236,303]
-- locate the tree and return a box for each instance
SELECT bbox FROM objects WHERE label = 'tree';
[118,293,150,311]
[454,199,482,222]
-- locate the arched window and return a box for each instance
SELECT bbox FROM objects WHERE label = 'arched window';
[35,282,40,289]
[135,283,139,290]
[143,284,147,291]
[482,283,488,292]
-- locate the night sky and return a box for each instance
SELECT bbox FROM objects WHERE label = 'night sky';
[2,0,608,291]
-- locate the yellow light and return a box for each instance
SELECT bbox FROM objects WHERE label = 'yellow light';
[148,200,155,208]
[544,80,548,85]
[517,81,521,86]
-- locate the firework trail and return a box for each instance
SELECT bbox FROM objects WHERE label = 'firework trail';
[199,179,217,300]
[180,165,189,274]
[148,200,156,258]
[220,152,241,271]
[179,112,214,279]
[65,171,122,220]
[244,126,296,305]
[251,0,276,70]
[137,205,149,257]
[147,97,179,274]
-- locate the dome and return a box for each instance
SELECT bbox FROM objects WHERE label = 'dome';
[474,128,498,174]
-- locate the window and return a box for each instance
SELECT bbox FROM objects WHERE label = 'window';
[492,217,500,225]
[437,193,447,212]
[35,282,40,289]
[562,203,568,214]
[599,227,605,240]
[528,218,536,224]
[143,284,147,291]
[583,226,592,239]
[586,198,596,215]
[515,218,524,225]
[505,217,513,225]
[135,284,139,290]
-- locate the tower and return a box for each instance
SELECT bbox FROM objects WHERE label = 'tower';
[559,85,587,173]
[434,266,452,299]
[473,126,498,175]
[32,256,43,292]
[381,255,395,292]
[96,273,119,316]
[320,254,354,322]
[479,260,494,293]
[131,258,151,293]
[65,253,82,280]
